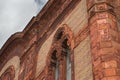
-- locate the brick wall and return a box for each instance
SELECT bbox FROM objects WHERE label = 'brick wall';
[88,0,120,79]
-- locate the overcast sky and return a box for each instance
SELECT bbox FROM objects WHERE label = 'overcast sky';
[0,0,48,48]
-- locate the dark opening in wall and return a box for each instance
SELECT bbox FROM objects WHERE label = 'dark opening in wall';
[56,31,63,40]
[62,38,68,49]
[51,50,57,60]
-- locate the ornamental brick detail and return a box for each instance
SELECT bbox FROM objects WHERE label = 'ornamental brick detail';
[0,65,15,80]
[45,24,75,80]
[87,0,120,80]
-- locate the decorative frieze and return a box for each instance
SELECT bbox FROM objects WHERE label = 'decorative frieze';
[88,0,114,19]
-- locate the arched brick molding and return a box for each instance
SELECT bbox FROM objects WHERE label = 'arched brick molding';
[45,24,75,80]
[0,65,15,80]
[0,56,20,80]
[53,24,74,49]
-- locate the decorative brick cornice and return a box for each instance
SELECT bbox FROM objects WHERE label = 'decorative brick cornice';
[0,0,81,72]
[88,0,115,20]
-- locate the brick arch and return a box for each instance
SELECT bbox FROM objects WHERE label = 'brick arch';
[0,56,20,80]
[0,65,15,80]
[46,42,62,64]
[53,24,74,50]
[45,24,75,80]
[46,24,74,65]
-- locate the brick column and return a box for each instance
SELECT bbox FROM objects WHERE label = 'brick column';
[87,0,120,80]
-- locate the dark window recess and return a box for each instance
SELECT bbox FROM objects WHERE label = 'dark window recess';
[56,31,63,40]
[62,38,68,48]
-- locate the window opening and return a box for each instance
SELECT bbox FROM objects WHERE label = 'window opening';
[56,31,63,40]
[55,60,59,80]
[66,49,71,80]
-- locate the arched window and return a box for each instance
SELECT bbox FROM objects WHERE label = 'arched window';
[46,25,74,80]
[51,50,59,80]
[66,49,71,80]
[55,60,59,80]
[47,50,60,80]
[62,38,72,80]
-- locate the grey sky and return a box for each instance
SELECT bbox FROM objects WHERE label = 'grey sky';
[0,0,48,48]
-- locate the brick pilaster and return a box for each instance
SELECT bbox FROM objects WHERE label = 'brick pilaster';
[87,0,120,80]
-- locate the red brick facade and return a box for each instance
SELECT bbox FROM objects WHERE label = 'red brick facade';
[0,0,120,80]
[44,25,74,80]
[0,66,15,80]
[88,0,120,80]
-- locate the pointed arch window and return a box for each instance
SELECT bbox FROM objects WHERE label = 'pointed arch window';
[55,60,59,80]
[62,38,72,80]
[66,49,71,80]
[46,25,74,80]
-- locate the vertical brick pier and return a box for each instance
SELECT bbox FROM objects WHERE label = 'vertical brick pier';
[87,0,120,80]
